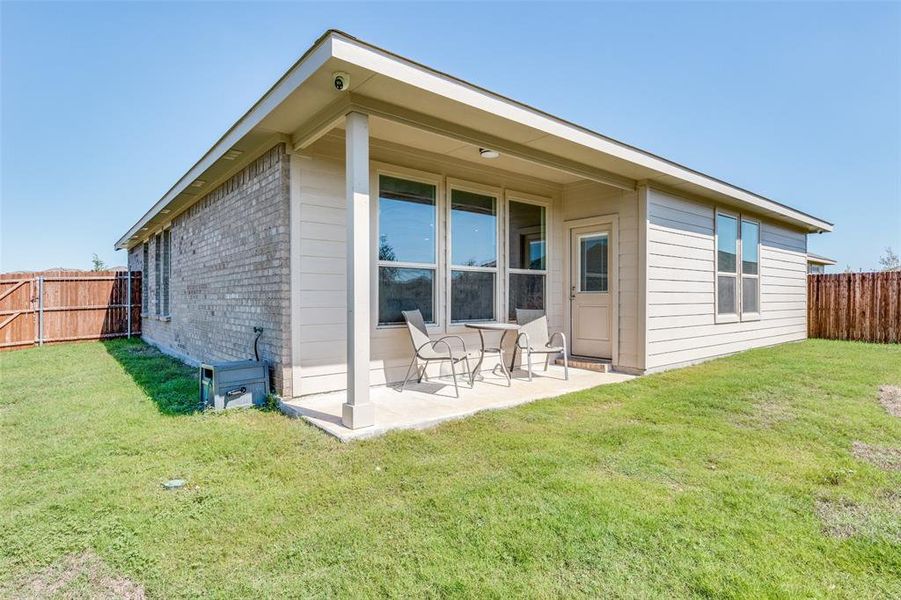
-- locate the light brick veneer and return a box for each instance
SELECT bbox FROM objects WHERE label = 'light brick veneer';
[128,144,293,395]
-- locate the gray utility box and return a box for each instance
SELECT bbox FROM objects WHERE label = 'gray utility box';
[199,360,270,410]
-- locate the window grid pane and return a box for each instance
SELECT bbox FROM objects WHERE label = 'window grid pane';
[451,270,495,322]
[508,201,546,270]
[451,189,497,268]
[508,273,545,321]
[742,277,759,314]
[717,214,738,273]
[741,220,759,275]
[580,234,608,292]
[378,267,435,325]
[378,175,437,264]
[717,275,737,315]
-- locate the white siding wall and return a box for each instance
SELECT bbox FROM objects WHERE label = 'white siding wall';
[645,188,808,371]
[561,182,642,371]
[292,136,570,396]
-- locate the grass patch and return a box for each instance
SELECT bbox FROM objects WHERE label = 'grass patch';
[1,338,900,597]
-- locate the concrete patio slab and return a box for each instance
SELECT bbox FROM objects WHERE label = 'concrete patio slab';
[279,365,635,441]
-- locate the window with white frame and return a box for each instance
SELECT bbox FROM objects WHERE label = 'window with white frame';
[154,233,162,316]
[141,242,149,314]
[449,187,498,323]
[715,210,760,321]
[507,199,547,320]
[376,175,437,325]
[740,219,760,316]
[161,228,171,317]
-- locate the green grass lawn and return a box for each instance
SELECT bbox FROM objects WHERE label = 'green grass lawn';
[1,339,899,598]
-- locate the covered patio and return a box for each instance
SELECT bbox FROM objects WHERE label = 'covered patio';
[280,365,634,441]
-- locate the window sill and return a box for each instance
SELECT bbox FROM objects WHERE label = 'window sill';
[715,313,740,325]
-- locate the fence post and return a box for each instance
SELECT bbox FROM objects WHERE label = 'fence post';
[37,276,44,346]
[126,272,132,339]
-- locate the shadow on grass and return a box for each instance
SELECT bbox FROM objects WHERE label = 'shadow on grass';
[102,338,201,415]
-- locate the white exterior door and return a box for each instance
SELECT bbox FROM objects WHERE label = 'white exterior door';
[570,225,612,358]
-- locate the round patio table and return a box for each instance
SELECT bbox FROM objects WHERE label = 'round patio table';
[464,322,520,386]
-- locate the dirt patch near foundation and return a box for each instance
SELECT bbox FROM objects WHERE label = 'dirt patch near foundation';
[3,551,145,600]
[852,441,901,471]
[878,385,901,417]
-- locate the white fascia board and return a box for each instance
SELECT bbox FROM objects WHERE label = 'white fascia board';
[115,36,335,249]
[807,254,837,265]
[331,34,832,233]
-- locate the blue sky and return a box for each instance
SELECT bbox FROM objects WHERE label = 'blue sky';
[2,1,899,272]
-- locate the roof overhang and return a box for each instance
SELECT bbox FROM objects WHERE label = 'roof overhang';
[807,253,837,266]
[117,29,832,249]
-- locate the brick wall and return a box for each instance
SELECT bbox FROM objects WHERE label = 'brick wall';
[128,144,292,395]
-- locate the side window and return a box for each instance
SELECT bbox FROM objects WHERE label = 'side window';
[716,213,739,318]
[154,233,162,316]
[741,220,760,316]
[161,229,171,317]
[716,211,761,321]
[141,242,149,314]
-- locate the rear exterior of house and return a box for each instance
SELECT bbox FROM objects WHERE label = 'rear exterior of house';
[120,30,830,426]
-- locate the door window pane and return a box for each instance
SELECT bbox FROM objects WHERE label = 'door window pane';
[451,190,496,267]
[741,220,759,275]
[378,267,434,325]
[508,273,545,321]
[508,201,546,270]
[717,214,738,273]
[451,270,495,322]
[378,175,436,263]
[742,277,759,314]
[580,234,608,292]
[717,275,737,315]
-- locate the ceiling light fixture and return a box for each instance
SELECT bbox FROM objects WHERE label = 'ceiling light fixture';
[190,180,206,188]
[479,148,499,159]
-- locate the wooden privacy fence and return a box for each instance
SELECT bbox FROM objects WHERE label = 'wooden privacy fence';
[0,271,141,351]
[808,272,901,343]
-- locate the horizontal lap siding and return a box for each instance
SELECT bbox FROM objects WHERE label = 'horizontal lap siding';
[294,145,566,397]
[645,189,807,371]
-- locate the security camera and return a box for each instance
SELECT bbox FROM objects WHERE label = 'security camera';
[333,72,350,92]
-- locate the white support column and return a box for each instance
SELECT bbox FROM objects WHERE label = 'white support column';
[342,111,374,429]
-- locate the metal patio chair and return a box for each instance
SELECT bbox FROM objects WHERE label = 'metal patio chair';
[511,309,568,381]
[400,309,474,398]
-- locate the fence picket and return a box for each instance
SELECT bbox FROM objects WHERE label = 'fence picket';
[808,272,901,343]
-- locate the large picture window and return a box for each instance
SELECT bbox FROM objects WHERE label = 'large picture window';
[507,199,547,320]
[450,188,497,323]
[377,175,437,325]
[716,210,760,321]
